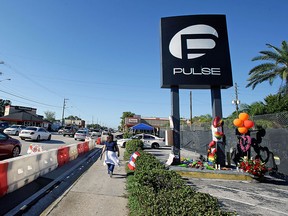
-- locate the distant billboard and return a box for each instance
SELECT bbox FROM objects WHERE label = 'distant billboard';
[160,15,233,89]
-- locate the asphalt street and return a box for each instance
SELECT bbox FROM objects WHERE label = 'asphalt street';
[147,147,288,216]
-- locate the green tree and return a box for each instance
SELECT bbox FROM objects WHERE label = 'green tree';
[247,41,288,95]
[0,99,11,117]
[120,111,135,131]
[44,111,56,122]
[248,101,266,115]
[66,115,81,120]
[192,114,212,123]
[264,94,288,113]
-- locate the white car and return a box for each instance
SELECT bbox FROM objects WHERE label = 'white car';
[3,125,26,136]
[19,126,52,141]
[117,133,165,149]
[74,129,89,141]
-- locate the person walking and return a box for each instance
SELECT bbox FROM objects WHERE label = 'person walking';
[101,134,120,177]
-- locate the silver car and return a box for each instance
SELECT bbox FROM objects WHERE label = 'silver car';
[4,125,26,136]
[74,129,89,141]
[117,133,165,149]
[19,126,52,141]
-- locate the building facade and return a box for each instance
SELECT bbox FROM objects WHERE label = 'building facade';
[0,105,46,127]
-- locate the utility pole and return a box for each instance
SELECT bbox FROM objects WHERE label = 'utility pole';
[232,83,240,115]
[62,98,69,126]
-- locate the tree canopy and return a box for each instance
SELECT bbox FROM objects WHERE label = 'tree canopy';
[44,111,56,122]
[247,41,288,95]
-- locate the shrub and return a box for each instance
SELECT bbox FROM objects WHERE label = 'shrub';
[133,169,185,193]
[126,150,236,215]
[124,139,143,161]
[134,151,166,172]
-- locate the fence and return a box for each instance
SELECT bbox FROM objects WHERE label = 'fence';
[160,112,288,175]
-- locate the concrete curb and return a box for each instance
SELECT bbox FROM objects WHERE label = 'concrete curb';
[175,170,254,181]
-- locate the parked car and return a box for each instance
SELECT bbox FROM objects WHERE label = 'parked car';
[19,126,52,141]
[117,133,165,149]
[58,126,64,134]
[63,125,78,137]
[0,131,22,159]
[74,129,89,141]
[3,125,26,136]
[89,129,101,137]
[0,122,9,132]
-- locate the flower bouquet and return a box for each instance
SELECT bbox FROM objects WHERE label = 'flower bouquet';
[239,157,268,177]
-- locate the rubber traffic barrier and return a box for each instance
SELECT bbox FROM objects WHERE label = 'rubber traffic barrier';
[57,146,70,167]
[38,149,58,176]
[0,162,8,197]
[7,154,41,193]
[77,143,85,155]
[67,144,79,161]
[83,142,89,153]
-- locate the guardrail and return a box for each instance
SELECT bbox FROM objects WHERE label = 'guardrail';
[0,139,96,198]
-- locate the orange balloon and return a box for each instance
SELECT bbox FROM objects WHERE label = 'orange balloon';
[238,127,248,134]
[239,113,249,121]
[244,120,254,129]
[233,118,243,127]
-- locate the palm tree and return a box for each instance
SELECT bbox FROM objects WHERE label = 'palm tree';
[246,41,288,95]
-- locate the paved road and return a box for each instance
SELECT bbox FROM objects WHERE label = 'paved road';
[11,132,84,156]
[146,147,288,216]
[187,178,288,216]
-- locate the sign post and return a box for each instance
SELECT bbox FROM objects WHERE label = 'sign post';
[171,86,181,164]
[160,15,233,166]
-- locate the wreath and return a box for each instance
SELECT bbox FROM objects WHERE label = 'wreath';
[239,135,251,152]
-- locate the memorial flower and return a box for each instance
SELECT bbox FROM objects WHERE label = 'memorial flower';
[239,157,268,177]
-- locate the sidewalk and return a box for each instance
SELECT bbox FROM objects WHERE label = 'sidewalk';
[41,147,128,216]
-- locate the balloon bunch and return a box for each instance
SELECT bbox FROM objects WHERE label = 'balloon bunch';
[207,141,217,163]
[233,112,254,134]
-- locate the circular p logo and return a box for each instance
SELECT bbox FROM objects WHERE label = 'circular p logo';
[169,24,218,60]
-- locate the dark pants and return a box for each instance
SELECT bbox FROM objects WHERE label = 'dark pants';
[107,163,115,173]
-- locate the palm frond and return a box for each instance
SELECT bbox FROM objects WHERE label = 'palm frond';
[247,41,288,94]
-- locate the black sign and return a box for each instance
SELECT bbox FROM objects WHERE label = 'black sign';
[161,15,233,89]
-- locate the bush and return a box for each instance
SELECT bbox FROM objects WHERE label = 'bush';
[126,150,236,215]
[133,169,186,193]
[134,151,166,172]
[124,139,143,161]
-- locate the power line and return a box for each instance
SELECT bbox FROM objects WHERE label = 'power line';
[0,89,61,108]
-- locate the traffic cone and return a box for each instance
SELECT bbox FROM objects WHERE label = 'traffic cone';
[27,144,33,154]
[128,152,140,171]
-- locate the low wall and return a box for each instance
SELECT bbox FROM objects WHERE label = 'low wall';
[0,140,96,198]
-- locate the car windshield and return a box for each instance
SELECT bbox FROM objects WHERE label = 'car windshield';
[132,135,142,139]
[10,125,19,128]
[0,133,7,140]
[77,130,85,134]
[25,127,37,131]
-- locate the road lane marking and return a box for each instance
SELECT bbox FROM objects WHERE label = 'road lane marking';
[211,185,286,202]
[216,195,288,215]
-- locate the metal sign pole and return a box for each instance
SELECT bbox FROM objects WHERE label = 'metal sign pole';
[211,86,225,166]
[171,86,181,164]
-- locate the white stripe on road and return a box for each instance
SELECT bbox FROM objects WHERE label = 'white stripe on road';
[216,195,288,215]
[212,185,285,202]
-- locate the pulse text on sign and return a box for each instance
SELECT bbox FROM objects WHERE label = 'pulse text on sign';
[173,67,221,75]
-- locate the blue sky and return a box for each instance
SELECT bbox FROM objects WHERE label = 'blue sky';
[0,1,287,129]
